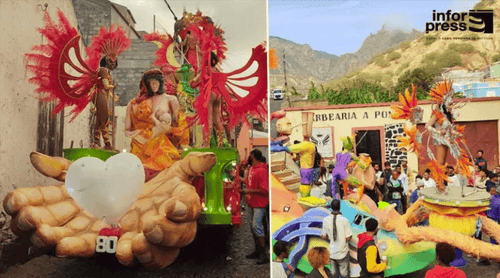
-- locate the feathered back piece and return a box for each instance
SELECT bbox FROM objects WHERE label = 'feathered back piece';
[25,10,97,121]
[143,32,177,73]
[429,80,453,104]
[86,24,131,63]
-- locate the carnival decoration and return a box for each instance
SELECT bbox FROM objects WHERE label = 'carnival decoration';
[389,81,500,267]
[65,153,144,226]
[330,135,373,201]
[143,11,268,147]
[3,151,217,268]
[25,10,130,122]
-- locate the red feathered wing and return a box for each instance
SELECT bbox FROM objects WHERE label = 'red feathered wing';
[142,32,178,74]
[190,44,268,134]
[25,10,98,121]
[25,10,131,122]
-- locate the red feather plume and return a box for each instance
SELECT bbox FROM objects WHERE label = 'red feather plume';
[25,10,97,121]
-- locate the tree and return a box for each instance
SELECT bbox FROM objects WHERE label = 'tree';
[395,68,434,99]
[307,82,321,99]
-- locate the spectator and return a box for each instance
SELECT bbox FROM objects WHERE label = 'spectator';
[424,243,466,278]
[376,176,389,203]
[475,169,489,189]
[476,150,487,170]
[311,166,328,199]
[423,170,436,188]
[365,184,381,205]
[410,177,425,204]
[272,241,294,278]
[242,149,269,264]
[357,218,387,278]
[401,160,413,182]
[373,163,383,181]
[313,147,322,185]
[307,247,334,278]
[387,170,404,214]
[486,173,499,192]
[321,199,352,278]
[493,165,500,175]
[486,185,500,245]
[445,166,462,187]
[383,162,392,181]
[396,165,409,213]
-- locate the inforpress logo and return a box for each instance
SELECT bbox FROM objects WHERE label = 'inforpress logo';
[425,10,494,34]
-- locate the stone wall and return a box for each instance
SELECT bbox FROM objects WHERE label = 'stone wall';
[113,39,158,105]
[71,0,111,46]
[384,123,407,167]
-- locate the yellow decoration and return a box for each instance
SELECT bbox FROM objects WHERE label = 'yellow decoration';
[428,212,477,236]
[422,202,489,216]
[298,196,327,206]
[299,184,312,198]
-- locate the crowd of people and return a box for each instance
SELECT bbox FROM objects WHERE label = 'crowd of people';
[274,146,500,277]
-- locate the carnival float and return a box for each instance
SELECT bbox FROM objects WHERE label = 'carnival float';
[270,81,500,276]
[3,5,267,269]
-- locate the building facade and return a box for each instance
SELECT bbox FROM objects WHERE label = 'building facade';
[284,98,500,176]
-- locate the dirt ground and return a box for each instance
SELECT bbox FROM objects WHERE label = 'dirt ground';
[0,207,270,278]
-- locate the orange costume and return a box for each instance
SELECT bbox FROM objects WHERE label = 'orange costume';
[129,99,180,171]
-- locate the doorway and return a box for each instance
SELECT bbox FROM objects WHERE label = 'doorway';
[353,128,384,166]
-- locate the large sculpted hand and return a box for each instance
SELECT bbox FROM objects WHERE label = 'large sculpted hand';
[3,151,216,269]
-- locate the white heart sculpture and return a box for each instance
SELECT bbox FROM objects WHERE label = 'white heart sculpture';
[65,153,145,225]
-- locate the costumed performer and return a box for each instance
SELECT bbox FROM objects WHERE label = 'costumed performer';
[281,112,316,197]
[330,135,369,200]
[125,69,189,181]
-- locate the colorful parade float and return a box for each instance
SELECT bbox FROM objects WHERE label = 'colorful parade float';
[271,82,500,276]
[3,6,267,269]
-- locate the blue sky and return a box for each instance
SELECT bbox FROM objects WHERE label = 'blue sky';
[269,0,480,56]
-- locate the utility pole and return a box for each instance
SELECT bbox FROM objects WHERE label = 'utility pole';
[283,51,291,107]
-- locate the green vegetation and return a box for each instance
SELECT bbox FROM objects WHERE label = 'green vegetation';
[394,68,434,99]
[386,51,402,61]
[307,82,321,100]
[399,41,411,51]
[492,53,500,63]
[480,52,487,59]
[424,35,438,46]
[420,49,462,78]
[447,43,475,53]
[374,55,390,67]
[290,86,300,96]
[396,62,411,75]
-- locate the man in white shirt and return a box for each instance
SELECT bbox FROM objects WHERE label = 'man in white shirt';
[321,199,353,278]
[423,170,436,188]
[445,166,462,187]
[396,165,409,213]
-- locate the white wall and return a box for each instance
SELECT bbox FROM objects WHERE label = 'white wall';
[0,0,90,204]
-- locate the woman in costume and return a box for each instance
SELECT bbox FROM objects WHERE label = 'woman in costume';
[125,69,189,181]
[92,56,118,150]
[144,12,268,149]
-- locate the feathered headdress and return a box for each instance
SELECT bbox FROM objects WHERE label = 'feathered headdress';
[86,24,131,63]
[429,80,453,104]
[391,83,419,120]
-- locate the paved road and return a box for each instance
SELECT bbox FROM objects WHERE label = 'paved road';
[0,208,270,278]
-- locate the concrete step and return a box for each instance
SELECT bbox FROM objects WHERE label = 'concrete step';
[286,182,301,192]
[271,163,285,172]
[273,169,293,179]
[280,175,301,186]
